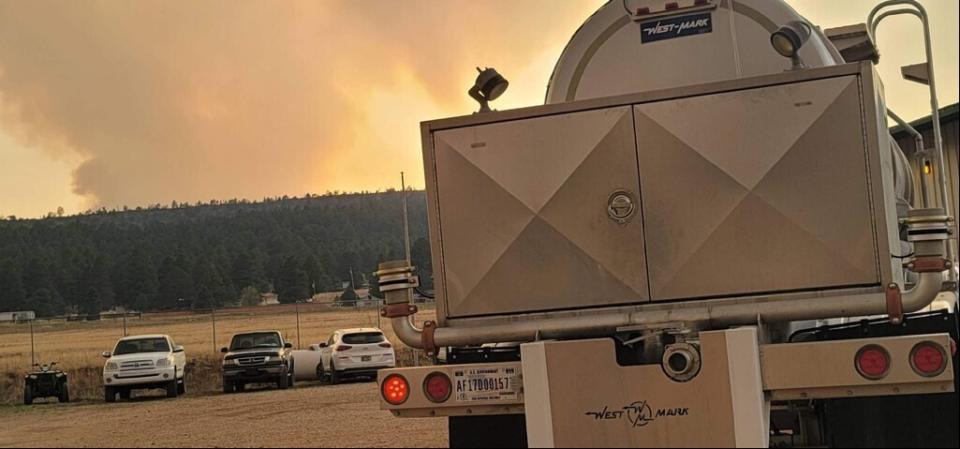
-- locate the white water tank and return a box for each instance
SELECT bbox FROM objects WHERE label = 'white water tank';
[546,0,844,104]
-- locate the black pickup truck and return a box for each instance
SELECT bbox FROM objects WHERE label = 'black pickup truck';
[221,331,295,393]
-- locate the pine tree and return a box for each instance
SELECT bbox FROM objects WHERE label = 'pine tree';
[339,285,359,304]
[0,262,27,312]
[83,287,102,320]
[158,258,194,310]
[276,256,309,304]
[239,286,262,307]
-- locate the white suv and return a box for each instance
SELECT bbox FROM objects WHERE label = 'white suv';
[317,328,396,384]
[102,334,186,402]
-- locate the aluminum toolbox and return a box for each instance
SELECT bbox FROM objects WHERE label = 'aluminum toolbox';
[422,62,901,325]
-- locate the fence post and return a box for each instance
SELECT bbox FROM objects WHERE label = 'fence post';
[211,308,217,354]
[30,319,36,367]
[295,300,302,350]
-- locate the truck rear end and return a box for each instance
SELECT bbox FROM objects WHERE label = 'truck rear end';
[376,0,958,447]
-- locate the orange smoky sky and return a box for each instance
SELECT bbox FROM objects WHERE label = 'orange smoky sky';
[0,0,957,218]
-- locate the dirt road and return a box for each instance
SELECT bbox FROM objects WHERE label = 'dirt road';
[0,381,447,448]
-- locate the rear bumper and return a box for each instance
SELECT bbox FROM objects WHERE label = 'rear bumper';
[338,365,395,378]
[334,354,396,374]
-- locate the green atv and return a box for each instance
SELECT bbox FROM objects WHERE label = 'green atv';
[24,362,70,405]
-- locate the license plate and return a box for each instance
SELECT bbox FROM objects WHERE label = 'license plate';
[361,356,372,362]
[453,366,522,403]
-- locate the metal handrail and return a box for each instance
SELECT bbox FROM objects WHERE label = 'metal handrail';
[888,109,928,208]
[868,0,955,281]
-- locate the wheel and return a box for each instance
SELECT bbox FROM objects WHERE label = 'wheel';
[235,382,245,392]
[288,362,296,388]
[104,386,116,403]
[166,368,179,398]
[223,379,234,394]
[24,385,33,406]
[178,377,186,395]
[120,389,131,400]
[316,363,324,380]
[59,383,70,403]
[278,369,290,390]
[330,362,341,385]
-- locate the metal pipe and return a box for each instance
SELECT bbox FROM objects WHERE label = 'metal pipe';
[390,271,945,349]
[392,316,424,349]
[869,1,955,280]
[30,319,36,367]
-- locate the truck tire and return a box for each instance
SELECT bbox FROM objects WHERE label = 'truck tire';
[178,377,186,395]
[235,382,245,392]
[166,369,179,398]
[288,362,296,388]
[120,389,131,400]
[330,362,341,385]
[278,369,290,390]
[223,379,234,394]
[104,386,116,403]
[24,386,33,405]
[59,383,70,403]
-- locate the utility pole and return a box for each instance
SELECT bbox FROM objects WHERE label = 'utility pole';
[211,308,217,354]
[401,172,412,264]
[295,300,302,350]
[401,172,418,366]
[122,312,128,337]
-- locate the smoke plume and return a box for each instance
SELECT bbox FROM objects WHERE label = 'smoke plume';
[0,0,600,211]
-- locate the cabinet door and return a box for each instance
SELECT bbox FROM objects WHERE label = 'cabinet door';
[634,75,879,301]
[433,106,650,318]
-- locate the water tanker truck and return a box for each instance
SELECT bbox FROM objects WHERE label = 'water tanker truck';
[376,0,958,447]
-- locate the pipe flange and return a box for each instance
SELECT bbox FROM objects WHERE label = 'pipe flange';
[422,321,438,357]
[904,257,952,273]
[662,342,701,383]
[886,283,904,325]
[381,304,419,319]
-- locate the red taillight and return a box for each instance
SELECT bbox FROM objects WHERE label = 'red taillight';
[423,372,452,403]
[910,341,948,377]
[379,342,393,349]
[855,345,891,380]
[382,374,409,405]
[336,345,353,352]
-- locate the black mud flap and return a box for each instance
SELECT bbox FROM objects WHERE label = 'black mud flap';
[449,415,527,449]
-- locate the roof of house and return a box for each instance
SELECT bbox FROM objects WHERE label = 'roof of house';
[891,102,959,136]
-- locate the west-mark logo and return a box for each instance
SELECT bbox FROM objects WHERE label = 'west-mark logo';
[640,12,713,43]
[586,401,690,428]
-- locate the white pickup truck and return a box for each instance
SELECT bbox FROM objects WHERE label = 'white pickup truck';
[102,334,187,402]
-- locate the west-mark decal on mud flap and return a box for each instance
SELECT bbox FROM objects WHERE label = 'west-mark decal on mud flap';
[453,366,522,402]
[586,401,690,428]
[640,13,712,43]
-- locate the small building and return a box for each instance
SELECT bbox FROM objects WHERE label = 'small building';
[0,311,36,323]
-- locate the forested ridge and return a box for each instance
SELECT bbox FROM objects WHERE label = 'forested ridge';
[0,191,432,317]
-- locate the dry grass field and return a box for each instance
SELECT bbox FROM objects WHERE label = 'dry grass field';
[0,304,437,405]
[0,381,448,448]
